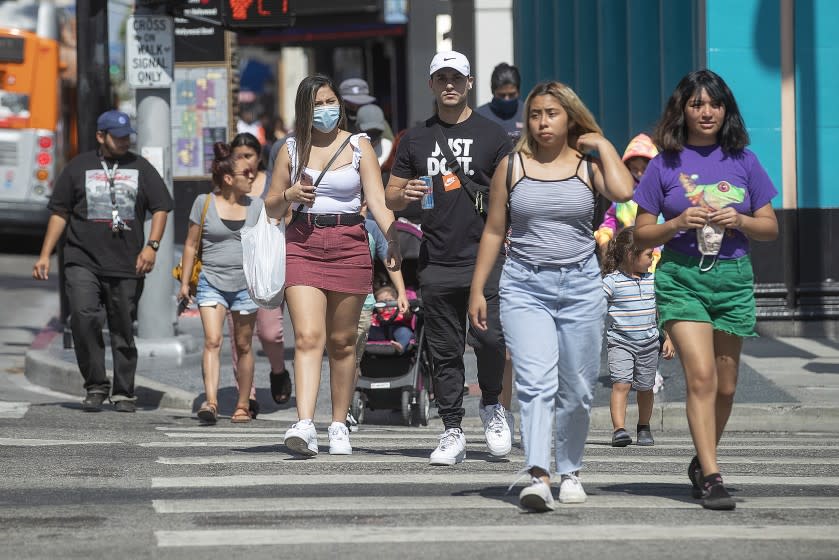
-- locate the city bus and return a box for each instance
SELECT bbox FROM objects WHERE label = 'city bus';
[0,0,63,236]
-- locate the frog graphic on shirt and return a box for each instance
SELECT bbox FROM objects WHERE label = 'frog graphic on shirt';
[678,173,746,210]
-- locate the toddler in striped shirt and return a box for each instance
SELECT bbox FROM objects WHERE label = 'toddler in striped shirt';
[602,227,675,447]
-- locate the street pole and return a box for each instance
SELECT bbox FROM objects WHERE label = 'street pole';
[64,0,111,347]
[132,2,176,339]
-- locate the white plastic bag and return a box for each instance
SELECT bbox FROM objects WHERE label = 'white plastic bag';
[241,205,285,309]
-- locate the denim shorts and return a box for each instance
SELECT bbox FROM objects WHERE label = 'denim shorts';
[195,273,258,314]
[655,249,756,337]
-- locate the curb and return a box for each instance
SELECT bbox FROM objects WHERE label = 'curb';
[24,348,195,411]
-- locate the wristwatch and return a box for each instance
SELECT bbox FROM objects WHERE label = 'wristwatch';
[147,240,160,251]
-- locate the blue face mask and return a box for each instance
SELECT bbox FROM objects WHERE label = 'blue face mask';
[313,105,340,133]
[490,96,519,119]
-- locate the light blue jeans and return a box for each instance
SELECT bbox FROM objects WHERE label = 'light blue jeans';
[500,253,605,476]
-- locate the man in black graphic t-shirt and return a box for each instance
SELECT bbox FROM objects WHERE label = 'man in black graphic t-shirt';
[386,51,513,465]
[33,110,173,413]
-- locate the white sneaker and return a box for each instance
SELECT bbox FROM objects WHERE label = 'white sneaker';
[283,420,318,456]
[328,421,352,455]
[519,477,555,512]
[479,403,512,457]
[558,472,587,504]
[429,428,466,465]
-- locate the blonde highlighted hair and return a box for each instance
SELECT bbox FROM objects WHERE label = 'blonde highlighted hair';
[515,81,602,157]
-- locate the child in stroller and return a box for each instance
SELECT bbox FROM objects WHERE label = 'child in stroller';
[368,284,415,355]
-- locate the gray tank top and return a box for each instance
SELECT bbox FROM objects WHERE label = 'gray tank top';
[507,155,596,267]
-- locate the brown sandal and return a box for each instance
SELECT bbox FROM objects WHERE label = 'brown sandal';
[197,401,218,425]
[231,406,252,423]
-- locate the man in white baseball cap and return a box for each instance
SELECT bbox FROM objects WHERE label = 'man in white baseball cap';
[428,50,471,77]
[385,50,514,467]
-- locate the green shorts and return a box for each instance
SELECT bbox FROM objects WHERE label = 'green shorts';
[655,249,756,338]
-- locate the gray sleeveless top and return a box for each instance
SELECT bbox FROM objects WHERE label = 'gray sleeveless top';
[507,155,596,267]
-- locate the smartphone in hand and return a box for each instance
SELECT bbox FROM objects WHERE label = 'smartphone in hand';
[177,297,190,316]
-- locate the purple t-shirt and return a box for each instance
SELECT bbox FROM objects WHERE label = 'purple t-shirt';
[633,144,777,259]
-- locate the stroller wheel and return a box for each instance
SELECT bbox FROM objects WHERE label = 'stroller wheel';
[415,388,430,426]
[400,389,412,426]
[351,390,365,425]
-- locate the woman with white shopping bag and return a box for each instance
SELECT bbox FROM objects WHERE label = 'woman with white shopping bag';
[178,142,262,425]
[264,74,402,457]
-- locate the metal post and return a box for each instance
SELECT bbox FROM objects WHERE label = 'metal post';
[64,0,110,347]
[133,2,176,339]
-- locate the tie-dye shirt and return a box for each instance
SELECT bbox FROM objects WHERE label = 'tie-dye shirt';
[633,144,777,259]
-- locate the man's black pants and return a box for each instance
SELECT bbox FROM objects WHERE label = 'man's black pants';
[65,265,142,399]
[419,259,505,430]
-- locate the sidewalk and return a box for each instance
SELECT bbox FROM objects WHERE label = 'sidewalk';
[24,310,839,432]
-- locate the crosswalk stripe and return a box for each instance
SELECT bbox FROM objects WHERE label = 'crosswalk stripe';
[152,495,839,514]
[0,438,121,446]
[150,473,839,488]
[156,525,839,547]
[155,454,839,466]
[0,402,29,419]
[156,430,833,444]
[140,440,837,452]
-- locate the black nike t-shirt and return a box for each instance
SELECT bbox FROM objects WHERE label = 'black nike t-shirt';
[391,113,511,267]
[48,150,173,277]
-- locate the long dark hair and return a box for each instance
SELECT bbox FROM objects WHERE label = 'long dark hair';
[654,69,749,154]
[230,132,265,171]
[293,74,347,183]
[601,227,645,276]
[210,142,234,187]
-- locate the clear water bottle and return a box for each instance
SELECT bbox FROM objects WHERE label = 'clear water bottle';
[420,175,434,209]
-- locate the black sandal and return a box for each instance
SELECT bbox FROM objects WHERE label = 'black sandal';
[270,369,292,404]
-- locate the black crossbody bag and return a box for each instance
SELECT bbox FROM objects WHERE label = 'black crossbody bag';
[289,134,354,225]
[432,124,489,218]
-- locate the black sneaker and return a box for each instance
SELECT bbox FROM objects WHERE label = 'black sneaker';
[701,474,736,510]
[611,428,632,447]
[113,400,136,413]
[688,455,703,498]
[81,393,106,412]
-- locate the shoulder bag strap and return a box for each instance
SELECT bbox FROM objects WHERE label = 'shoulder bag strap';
[290,134,353,223]
[196,193,211,260]
[432,124,480,203]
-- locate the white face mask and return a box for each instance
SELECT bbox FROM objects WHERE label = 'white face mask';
[697,222,725,271]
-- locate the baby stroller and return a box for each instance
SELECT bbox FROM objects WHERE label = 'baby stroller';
[351,220,433,426]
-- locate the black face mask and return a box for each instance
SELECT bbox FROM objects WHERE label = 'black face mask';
[490,96,519,119]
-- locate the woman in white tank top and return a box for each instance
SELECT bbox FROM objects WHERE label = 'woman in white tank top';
[469,81,634,512]
[264,74,402,458]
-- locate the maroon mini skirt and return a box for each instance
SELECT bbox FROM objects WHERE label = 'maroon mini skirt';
[285,221,373,295]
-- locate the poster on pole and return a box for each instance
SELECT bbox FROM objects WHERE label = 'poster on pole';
[171,66,229,178]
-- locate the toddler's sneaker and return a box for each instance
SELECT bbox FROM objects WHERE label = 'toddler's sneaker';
[479,403,512,457]
[519,477,555,512]
[429,428,466,465]
[611,428,632,447]
[283,420,318,456]
[636,425,655,446]
[328,421,353,455]
[558,472,587,504]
